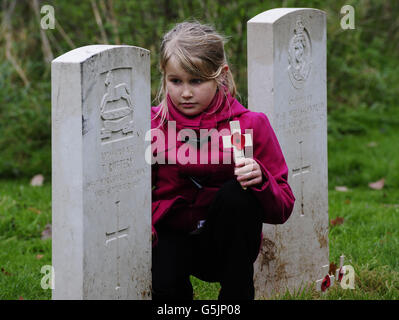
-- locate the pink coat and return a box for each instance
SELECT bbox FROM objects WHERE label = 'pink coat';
[150,90,295,246]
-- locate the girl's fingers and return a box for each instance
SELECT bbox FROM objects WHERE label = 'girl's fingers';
[237,169,262,182]
[235,165,253,176]
[235,158,247,169]
[235,159,263,187]
[239,175,262,187]
[235,159,255,175]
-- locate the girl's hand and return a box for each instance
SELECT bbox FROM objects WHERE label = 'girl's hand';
[234,158,263,188]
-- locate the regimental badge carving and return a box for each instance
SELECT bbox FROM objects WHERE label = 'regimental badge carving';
[100,70,134,142]
[288,15,312,89]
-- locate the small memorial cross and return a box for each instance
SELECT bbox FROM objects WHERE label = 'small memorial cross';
[222,120,253,190]
[335,254,345,283]
[316,264,334,293]
[335,255,355,289]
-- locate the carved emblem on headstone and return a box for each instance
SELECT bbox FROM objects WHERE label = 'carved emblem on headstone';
[100,70,134,142]
[288,15,312,89]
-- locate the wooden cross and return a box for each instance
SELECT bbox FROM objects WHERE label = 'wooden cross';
[292,140,311,216]
[222,120,253,190]
[335,254,355,289]
[335,254,345,282]
[105,200,129,294]
[315,264,334,293]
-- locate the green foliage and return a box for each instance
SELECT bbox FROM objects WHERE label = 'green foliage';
[0,0,398,180]
[0,63,51,179]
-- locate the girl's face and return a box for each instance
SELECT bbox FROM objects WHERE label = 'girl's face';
[165,57,218,117]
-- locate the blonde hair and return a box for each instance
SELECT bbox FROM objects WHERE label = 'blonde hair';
[153,21,237,126]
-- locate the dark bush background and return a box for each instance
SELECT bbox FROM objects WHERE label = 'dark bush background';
[0,0,398,182]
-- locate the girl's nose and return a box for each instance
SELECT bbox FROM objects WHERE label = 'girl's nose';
[182,87,193,99]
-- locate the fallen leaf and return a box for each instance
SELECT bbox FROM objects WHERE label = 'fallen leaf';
[368,178,385,190]
[30,174,44,187]
[330,217,344,226]
[19,296,24,300]
[345,199,351,204]
[36,254,44,260]
[329,262,338,276]
[1,267,12,276]
[41,224,52,240]
[28,207,41,215]
[335,186,348,192]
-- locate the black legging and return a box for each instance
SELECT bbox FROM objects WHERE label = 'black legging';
[152,178,264,300]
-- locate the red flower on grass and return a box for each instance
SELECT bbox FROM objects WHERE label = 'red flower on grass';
[231,132,245,151]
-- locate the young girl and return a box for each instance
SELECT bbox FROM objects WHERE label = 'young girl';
[150,21,295,300]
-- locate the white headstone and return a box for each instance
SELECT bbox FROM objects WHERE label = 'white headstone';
[52,45,151,299]
[247,9,328,298]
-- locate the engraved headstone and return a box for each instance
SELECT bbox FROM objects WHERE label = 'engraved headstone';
[247,9,328,298]
[52,45,151,299]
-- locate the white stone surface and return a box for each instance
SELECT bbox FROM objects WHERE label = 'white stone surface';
[248,8,328,298]
[52,45,151,299]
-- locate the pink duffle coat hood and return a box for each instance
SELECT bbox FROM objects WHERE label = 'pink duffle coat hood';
[150,88,295,246]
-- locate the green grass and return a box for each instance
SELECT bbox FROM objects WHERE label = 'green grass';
[1,107,398,300]
[0,179,52,300]
[328,106,399,189]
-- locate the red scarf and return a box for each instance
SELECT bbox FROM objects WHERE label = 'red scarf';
[166,86,236,130]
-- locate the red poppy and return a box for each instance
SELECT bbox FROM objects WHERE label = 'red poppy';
[231,132,245,151]
[321,275,330,292]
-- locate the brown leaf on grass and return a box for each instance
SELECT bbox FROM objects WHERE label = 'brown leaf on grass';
[19,296,24,300]
[1,268,12,276]
[41,224,52,240]
[30,174,44,187]
[335,186,348,192]
[345,199,351,204]
[330,217,344,226]
[329,262,338,276]
[36,254,44,260]
[368,178,385,190]
[28,207,41,215]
